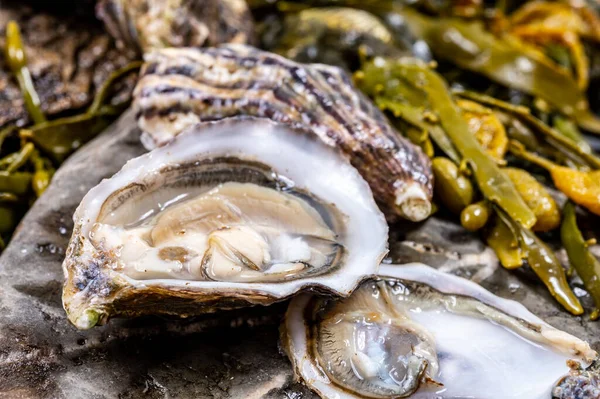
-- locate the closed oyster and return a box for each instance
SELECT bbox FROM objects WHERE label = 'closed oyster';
[134,45,433,221]
[62,117,388,329]
[268,7,403,70]
[282,263,597,399]
[96,0,255,54]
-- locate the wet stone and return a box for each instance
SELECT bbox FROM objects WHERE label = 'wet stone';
[0,110,598,398]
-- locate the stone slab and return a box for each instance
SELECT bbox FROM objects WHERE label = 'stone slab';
[0,110,598,398]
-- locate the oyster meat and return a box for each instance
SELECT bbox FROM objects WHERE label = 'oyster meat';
[282,263,597,399]
[133,45,433,221]
[62,117,388,329]
[96,0,255,54]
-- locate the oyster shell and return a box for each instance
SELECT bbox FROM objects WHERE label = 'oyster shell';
[282,263,597,399]
[96,0,255,54]
[62,117,388,329]
[267,7,404,70]
[553,359,600,399]
[133,44,433,221]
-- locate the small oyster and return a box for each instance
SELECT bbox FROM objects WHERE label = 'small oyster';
[96,0,255,54]
[134,45,433,221]
[62,117,388,329]
[282,263,597,399]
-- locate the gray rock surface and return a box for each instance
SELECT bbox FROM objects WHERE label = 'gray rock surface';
[0,110,598,398]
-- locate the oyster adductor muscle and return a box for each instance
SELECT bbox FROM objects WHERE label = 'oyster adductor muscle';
[62,117,388,329]
[282,263,597,399]
[133,44,433,222]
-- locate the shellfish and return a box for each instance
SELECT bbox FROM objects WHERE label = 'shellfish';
[133,45,433,221]
[62,117,388,329]
[282,263,597,399]
[96,0,255,53]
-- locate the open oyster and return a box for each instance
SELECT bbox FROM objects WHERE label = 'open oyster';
[134,45,433,222]
[62,117,388,329]
[282,263,597,399]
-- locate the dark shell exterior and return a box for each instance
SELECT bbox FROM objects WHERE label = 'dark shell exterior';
[134,45,433,221]
[553,360,600,399]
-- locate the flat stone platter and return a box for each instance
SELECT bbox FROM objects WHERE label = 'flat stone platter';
[1,111,599,398]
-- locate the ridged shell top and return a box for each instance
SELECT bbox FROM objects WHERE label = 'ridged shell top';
[133,44,433,221]
[96,0,255,54]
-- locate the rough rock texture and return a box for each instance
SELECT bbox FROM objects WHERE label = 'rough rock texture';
[0,110,599,398]
[0,1,137,129]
